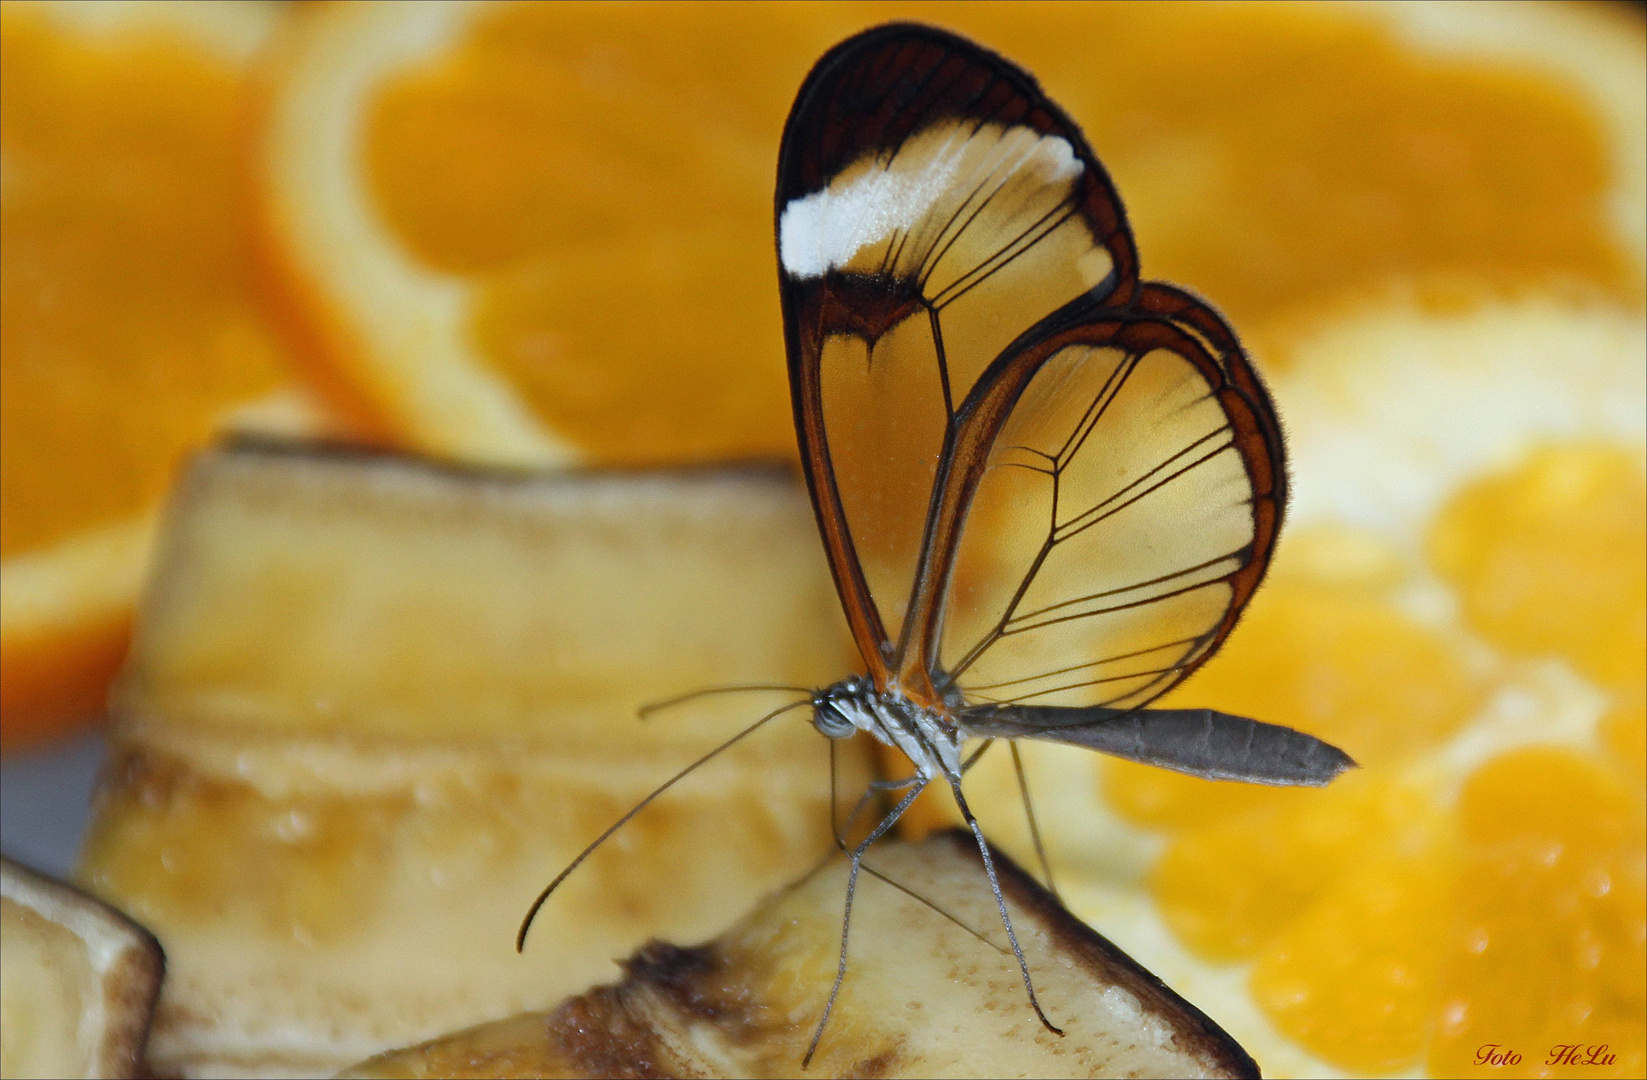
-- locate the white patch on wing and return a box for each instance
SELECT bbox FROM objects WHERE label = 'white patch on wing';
[779,148,964,280]
[779,123,1083,280]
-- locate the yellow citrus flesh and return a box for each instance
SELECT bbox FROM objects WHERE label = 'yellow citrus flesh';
[1104,553,1481,834]
[1430,444,1647,690]
[1424,448,1646,1075]
[1429,749,1645,1079]
[267,0,1647,468]
[1249,836,1458,1074]
[897,1,1643,347]
[361,1,818,464]
[1149,773,1438,964]
[1600,696,1646,792]
[1156,578,1479,770]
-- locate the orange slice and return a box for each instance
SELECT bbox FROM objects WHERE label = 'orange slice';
[255,1,1644,473]
[1,1,332,749]
[253,1,830,468]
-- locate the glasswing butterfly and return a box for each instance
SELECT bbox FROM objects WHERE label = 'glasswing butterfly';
[522,22,1355,1066]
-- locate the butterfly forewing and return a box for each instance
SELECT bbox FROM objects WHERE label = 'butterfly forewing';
[777,25,1137,678]
[778,24,1283,713]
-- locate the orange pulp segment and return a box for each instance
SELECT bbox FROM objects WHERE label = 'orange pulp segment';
[1,2,307,748]
[1,2,291,559]
[1429,442,1647,690]
[1249,832,1458,1074]
[1104,558,1481,833]
[1428,748,1645,1079]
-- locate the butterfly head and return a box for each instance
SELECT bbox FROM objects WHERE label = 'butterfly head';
[812,676,876,740]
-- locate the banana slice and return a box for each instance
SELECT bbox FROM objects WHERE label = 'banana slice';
[1,856,164,1079]
[76,440,870,1077]
[343,832,1256,1079]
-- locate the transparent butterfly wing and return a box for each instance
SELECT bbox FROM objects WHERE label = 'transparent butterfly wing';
[931,285,1286,710]
[776,24,1139,682]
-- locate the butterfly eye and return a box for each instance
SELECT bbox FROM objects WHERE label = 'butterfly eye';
[812,701,857,740]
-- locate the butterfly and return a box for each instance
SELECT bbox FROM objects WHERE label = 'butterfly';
[522,21,1355,1066]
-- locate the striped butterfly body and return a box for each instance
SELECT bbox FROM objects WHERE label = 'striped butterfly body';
[523,22,1355,1066]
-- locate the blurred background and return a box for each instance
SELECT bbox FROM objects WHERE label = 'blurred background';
[2,2,1643,1078]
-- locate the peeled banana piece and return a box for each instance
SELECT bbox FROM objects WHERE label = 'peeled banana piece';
[345,831,1257,1079]
[1,856,164,1079]
[76,440,869,1077]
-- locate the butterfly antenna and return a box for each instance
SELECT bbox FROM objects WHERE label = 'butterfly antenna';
[517,697,810,952]
[637,684,813,719]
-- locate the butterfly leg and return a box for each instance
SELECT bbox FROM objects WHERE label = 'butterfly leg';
[1009,742,1061,903]
[803,778,929,1069]
[830,733,988,852]
[946,776,1065,1038]
[835,735,993,849]
[835,775,921,848]
[826,743,1004,953]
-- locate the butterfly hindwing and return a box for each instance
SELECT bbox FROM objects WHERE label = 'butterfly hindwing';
[915,285,1285,711]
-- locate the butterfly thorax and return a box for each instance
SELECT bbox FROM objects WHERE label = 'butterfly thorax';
[812,676,962,783]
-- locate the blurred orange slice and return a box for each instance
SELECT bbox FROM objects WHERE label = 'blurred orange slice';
[1,1,326,749]
[255,0,1644,473]
[253,1,842,468]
